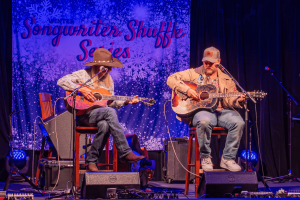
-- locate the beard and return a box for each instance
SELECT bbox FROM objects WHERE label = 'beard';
[90,67,111,89]
[205,68,216,75]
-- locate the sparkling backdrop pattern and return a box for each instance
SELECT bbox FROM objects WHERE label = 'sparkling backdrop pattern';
[12,0,190,150]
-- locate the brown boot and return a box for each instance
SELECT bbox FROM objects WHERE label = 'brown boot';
[122,152,145,163]
[87,163,98,172]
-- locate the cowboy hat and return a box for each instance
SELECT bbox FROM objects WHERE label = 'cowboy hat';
[83,48,123,68]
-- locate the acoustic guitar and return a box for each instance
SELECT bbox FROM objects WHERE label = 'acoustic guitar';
[65,86,156,115]
[171,81,267,118]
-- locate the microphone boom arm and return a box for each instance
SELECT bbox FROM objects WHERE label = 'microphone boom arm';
[217,64,257,104]
[64,68,108,100]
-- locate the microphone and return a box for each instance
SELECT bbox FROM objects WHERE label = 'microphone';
[265,66,275,73]
[99,66,107,72]
[215,63,221,68]
[214,63,225,71]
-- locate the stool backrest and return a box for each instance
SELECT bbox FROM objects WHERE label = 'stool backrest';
[39,93,54,120]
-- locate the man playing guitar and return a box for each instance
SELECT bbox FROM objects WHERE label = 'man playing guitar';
[57,48,145,172]
[167,46,246,171]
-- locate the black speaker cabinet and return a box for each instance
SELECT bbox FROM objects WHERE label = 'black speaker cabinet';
[39,110,89,159]
[198,171,258,198]
[39,158,85,190]
[82,172,140,199]
[163,138,195,183]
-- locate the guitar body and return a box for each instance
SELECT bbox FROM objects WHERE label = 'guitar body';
[65,87,111,115]
[65,85,156,115]
[171,82,218,118]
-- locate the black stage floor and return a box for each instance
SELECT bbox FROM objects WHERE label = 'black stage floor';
[1,180,300,199]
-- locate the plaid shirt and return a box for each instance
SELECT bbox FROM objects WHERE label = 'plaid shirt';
[57,68,125,109]
[210,77,224,111]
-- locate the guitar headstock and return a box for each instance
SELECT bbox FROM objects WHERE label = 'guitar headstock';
[250,90,267,101]
[140,98,156,107]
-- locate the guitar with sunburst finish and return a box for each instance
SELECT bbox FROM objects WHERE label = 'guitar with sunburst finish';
[171,81,267,118]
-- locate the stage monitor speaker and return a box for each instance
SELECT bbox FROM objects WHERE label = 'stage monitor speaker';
[39,110,90,159]
[81,172,140,199]
[198,171,258,198]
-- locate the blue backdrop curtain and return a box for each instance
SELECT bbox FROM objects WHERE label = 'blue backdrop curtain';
[191,0,300,177]
[11,0,190,152]
[0,1,12,180]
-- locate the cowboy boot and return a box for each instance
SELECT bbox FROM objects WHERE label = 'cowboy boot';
[87,163,98,172]
[123,152,145,163]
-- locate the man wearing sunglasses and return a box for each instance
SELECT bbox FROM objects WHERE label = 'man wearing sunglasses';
[167,46,245,171]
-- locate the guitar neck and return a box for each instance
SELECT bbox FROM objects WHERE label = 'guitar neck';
[102,95,141,101]
[210,92,246,98]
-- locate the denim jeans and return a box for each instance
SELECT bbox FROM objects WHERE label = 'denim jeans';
[77,107,132,164]
[192,109,245,160]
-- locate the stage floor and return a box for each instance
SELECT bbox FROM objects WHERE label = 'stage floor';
[1,180,300,199]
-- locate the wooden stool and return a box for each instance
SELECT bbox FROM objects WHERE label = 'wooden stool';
[75,127,118,190]
[184,127,228,197]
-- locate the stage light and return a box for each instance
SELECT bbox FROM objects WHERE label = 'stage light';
[241,150,258,161]
[10,149,26,160]
[6,149,30,177]
[241,150,258,169]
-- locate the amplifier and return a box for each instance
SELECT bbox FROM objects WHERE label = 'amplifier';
[81,172,140,199]
[198,171,258,198]
[39,110,89,159]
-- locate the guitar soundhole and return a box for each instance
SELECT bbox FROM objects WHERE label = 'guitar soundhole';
[200,92,209,100]
[93,92,102,100]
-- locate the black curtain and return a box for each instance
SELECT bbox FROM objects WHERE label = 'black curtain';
[191,0,300,177]
[0,1,12,180]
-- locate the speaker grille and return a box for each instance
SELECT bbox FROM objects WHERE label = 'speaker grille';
[86,172,140,185]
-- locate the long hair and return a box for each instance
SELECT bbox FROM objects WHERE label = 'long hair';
[89,66,112,89]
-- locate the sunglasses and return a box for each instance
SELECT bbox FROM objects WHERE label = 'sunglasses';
[204,61,214,65]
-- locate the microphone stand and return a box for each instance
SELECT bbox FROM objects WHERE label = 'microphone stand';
[264,72,299,183]
[249,121,256,170]
[50,68,108,199]
[217,64,272,190]
[216,64,256,172]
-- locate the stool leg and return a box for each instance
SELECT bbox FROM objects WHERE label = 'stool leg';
[105,137,109,170]
[184,134,193,195]
[35,135,46,186]
[75,131,80,191]
[195,135,200,198]
[217,135,221,167]
[113,142,118,172]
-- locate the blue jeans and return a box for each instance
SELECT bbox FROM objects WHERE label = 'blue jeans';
[77,107,132,164]
[192,109,245,160]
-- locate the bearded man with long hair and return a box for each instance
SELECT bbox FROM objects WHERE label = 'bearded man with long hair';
[57,48,144,172]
